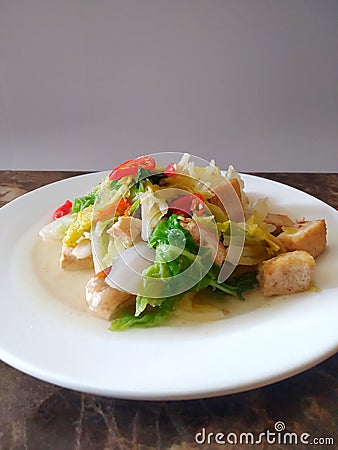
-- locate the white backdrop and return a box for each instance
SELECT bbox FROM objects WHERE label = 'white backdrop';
[0,0,337,172]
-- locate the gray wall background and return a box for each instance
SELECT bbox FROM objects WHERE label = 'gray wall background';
[0,0,337,172]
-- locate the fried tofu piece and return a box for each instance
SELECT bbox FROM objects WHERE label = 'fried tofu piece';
[264,213,295,235]
[208,178,243,220]
[209,178,241,203]
[277,219,326,258]
[107,216,142,247]
[257,250,315,296]
[60,241,93,270]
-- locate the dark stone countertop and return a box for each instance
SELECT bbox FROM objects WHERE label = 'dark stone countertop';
[0,171,337,450]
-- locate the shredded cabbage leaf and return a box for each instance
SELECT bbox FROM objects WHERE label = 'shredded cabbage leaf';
[63,205,94,247]
[39,214,76,241]
[245,214,281,256]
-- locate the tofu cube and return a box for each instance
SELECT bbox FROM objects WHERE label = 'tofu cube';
[277,219,326,258]
[258,250,316,296]
[60,242,93,270]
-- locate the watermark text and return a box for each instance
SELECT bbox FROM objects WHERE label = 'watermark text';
[195,421,334,446]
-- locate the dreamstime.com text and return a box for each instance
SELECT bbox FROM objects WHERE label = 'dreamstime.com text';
[194,421,334,446]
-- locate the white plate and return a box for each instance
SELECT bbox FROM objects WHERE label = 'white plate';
[0,172,337,400]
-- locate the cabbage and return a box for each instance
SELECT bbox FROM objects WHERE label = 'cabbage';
[247,197,269,222]
[205,200,228,223]
[175,153,227,191]
[139,188,169,241]
[245,215,281,256]
[63,205,94,247]
[225,165,246,199]
[217,216,280,265]
[91,221,125,273]
[87,176,132,272]
[109,296,180,330]
[39,214,76,241]
[94,175,130,214]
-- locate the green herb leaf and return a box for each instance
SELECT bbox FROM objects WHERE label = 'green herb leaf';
[194,270,258,300]
[109,296,180,330]
[110,179,122,190]
[72,192,97,213]
[134,167,167,191]
[133,215,210,317]
[135,167,153,183]
[148,214,199,254]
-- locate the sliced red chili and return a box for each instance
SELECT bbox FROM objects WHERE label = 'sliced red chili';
[169,193,205,218]
[164,162,176,177]
[109,156,156,180]
[190,193,205,216]
[52,200,73,220]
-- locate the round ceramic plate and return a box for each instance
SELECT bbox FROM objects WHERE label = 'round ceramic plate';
[0,172,337,400]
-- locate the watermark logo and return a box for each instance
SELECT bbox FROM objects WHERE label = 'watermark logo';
[91,152,245,298]
[274,420,286,432]
[194,421,335,446]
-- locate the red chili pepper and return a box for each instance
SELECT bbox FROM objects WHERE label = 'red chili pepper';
[169,193,205,218]
[109,156,156,180]
[190,193,205,216]
[164,162,176,177]
[52,200,73,220]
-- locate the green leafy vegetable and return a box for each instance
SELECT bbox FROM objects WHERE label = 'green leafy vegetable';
[131,216,202,317]
[110,179,122,190]
[134,167,167,191]
[109,214,257,330]
[135,167,153,183]
[245,215,281,256]
[72,192,97,213]
[109,296,180,330]
[148,214,198,253]
[193,270,258,301]
[134,167,155,191]
[128,198,141,215]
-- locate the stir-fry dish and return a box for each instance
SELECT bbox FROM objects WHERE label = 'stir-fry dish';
[39,154,327,330]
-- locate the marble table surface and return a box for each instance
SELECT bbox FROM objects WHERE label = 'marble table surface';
[0,171,337,450]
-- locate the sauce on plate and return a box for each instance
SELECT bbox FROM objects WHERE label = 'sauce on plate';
[33,238,271,324]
